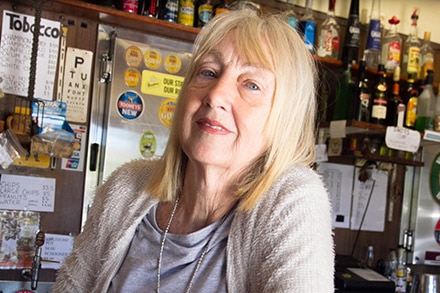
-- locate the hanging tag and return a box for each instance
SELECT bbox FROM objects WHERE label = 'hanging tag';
[385,126,420,153]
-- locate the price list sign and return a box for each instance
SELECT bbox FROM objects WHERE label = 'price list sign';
[0,10,60,100]
[0,174,56,212]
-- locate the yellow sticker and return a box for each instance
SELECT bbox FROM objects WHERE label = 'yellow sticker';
[13,154,51,168]
[164,53,182,74]
[144,49,162,70]
[124,67,141,87]
[125,46,143,67]
[158,98,176,128]
[141,69,184,99]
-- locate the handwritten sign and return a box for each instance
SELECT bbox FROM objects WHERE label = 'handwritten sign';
[0,10,60,100]
[141,69,184,99]
[385,126,420,153]
[41,233,74,269]
[0,174,56,212]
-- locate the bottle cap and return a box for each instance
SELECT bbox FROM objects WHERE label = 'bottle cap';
[388,16,400,25]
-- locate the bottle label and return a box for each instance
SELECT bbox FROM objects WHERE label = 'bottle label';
[406,97,418,127]
[198,4,213,26]
[301,21,316,52]
[163,0,179,22]
[317,29,339,58]
[424,53,435,70]
[178,0,195,26]
[407,47,421,74]
[385,41,401,69]
[122,0,138,13]
[372,104,387,119]
[366,19,381,51]
[344,17,360,47]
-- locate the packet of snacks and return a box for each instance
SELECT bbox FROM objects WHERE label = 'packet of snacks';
[0,129,27,169]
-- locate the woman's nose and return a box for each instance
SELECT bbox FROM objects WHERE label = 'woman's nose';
[203,73,236,110]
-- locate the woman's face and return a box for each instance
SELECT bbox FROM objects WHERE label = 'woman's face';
[178,32,275,173]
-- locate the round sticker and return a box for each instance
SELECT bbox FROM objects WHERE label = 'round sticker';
[124,67,141,87]
[144,49,163,69]
[116,91,144,120]
[140,130,157,158]
[158,98,176,128]
[430,152,440,204]
[164,53,182,74]
[125,46,143,67]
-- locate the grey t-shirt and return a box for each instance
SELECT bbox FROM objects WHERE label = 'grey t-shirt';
[108,203,236,292]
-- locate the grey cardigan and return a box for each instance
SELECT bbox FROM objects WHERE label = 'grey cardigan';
[52,160,334,292]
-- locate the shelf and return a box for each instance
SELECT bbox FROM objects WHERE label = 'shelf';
[320,120,387,136]
[327,152,424,167]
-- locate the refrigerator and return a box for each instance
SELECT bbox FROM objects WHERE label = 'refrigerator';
[82,24,193,227]
[400,142,440,266]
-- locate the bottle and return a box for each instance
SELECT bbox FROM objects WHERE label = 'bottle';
[364,245,374,269]
[381,16,401,74]
[419,31,435,80]
[282,0,298,30]
[333,64,354,120]
[138,0,161,17]
[386,66,405,126]
[195,0,212,27]
[386,249,398,283]
[213,0,230,16]
[341,0,360,67]
[414,70,436,132]
[402,9,420,79]
[370,64,388,125]
[316,0,340,59]
[363,0,381,70]
[162,0,179,22]
[434,91,440,132]
[178,0,196,26]
[395,247,407,292]
[120,0,139,13]
[404,74,418,129]
[353,59,371,122]
[298,0,317,54]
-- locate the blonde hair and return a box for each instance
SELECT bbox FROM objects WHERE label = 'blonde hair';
[146,9,318,211]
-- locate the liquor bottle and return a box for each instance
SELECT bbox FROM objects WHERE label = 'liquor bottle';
[333,64,354,120]
[381,16,401,74]
[316,0,340,59]
[404,74,418,129]
[370,64,388,125]
[363,0,381,70]
[414,70,435,132]
[282,0,298,30]
[402,9,420,79]
[195,0,213,27]
[162,0,179,22]
[298,0,317,53]
[386,66,405,126]
[395,247,407,292]
[178,0,196,26]
[419,31,435,80]
[341,0,360,67]
[138,0,161,17]
[353,59,371,122]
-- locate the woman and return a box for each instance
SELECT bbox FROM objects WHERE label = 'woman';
[52,8,334,293]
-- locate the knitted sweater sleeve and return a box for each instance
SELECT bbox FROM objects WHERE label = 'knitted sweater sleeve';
[227,166,334,292]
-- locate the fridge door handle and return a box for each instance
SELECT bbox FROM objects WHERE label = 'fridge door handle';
[89,143,99,171]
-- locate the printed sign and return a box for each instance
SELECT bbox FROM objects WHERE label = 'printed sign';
[41,233,74,269]
[0,10,60,100]
[141,69,184,99]
[0,174,56,212]
[60,47,93,123]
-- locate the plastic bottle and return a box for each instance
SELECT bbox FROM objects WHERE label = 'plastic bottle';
[299,0,317,53]
[402,9,420,79]
[414,70,435,132]
[419,31,435,80]
[341,0,360,67]
[316,0,340,59]
[363,0,381,70]
[381,16,401,74]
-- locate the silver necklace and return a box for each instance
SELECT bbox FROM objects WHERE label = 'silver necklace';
[156,196,230,293]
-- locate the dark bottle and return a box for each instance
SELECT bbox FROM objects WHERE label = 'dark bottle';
[386,66,405,126]
[353,59,371,122]
[370,64,388,125]
[341,0,360,68]
[333,64,354,120]
[404,74,418,128]
[138,0,161,18]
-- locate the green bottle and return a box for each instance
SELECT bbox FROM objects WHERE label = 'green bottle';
[333,64,354,120]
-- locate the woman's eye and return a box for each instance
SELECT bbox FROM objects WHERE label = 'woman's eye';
[247,82,260,91]
[201,69,216,78]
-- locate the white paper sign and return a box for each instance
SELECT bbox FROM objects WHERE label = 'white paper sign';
[385,126,420,153]
[60,47,93,123]
[41,233,74,269]
[0,10,60,99]
[0,174,56,212]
